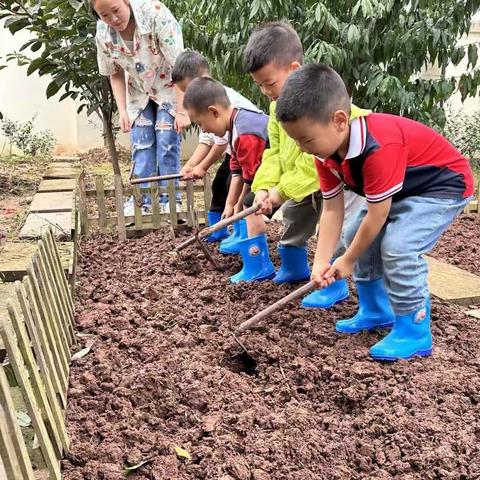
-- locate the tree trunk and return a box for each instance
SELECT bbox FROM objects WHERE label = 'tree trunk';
[101,109,121,176]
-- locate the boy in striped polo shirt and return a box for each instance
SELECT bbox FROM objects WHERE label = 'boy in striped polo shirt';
[276,63,474,361]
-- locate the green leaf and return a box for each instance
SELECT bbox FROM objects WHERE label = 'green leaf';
[468,43,478,69]
[46,80,61,98]
[174,446,191,461]
[26,57,45,76]
[124,459,151,476]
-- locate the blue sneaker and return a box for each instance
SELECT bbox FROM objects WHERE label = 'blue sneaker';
[230,234,275,283]
[205,211,229,243]
[335,279,394,334]
[301,279,349,309]
[273,245,310,284]
[370,299,432,361]
[219,219,248,254]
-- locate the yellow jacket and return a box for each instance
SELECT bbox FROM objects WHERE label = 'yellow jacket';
[252,101,371,202]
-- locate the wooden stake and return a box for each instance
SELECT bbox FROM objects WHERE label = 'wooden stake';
[95,175,107,233]
[25,272,68,395]
[167,179,178,225]
[150,183,161,229]
[186,179,195,227]
[130,173,183,184]
[203,172,212,214]
[0,312,61,479]
[114,174,127,241]
[0,366,36,480]
[235,281,316,334]
[132,184,143,230]
[78,173,89,235]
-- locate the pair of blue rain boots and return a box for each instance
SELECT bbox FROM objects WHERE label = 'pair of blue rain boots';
[335,278,432,361]
[230,234,275,283]
[204,211,229,243]
[219,220,248,254]
[272,246,350,308]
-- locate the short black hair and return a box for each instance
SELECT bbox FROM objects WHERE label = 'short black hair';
[90,0,100,19]
[276,64,350,124]
[183,77,231,112]
[243,21,304,73]
[172,50,210,84]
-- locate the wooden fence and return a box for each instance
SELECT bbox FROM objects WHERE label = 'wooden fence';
[78,173,213,240]
[464,180,480,214]
[0,228,75,480]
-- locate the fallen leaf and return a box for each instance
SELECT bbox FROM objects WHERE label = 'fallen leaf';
[16,411,31,427]
[174,446,191,461]
[124,458,152,476]
[71,339,95,361]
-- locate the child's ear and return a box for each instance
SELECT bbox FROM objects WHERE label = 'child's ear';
[289,61,301,72]
[208,106,220,118]
[332,110,349,132]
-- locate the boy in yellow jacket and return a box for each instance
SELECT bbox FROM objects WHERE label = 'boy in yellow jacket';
[243,21,366,307]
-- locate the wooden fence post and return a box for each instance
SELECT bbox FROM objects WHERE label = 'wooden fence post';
[95,175,107,233]
[114,174,127,241]
[78,172,89,235]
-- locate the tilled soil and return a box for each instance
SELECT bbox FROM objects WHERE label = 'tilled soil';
[63,228,480,480]
[431,214,480,275]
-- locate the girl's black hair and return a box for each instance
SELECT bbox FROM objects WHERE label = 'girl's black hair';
[90,0,100,20]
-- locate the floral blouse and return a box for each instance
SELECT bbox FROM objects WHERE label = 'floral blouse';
[95,0,184,125]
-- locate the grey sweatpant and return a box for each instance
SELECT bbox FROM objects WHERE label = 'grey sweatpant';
[280,190,366,255]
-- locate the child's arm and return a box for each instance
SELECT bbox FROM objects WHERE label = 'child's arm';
[191,144,228,178]
[324,199,391,283]
[235,183,251,213]
[223,175,243,218]
[181,143,212,178]
[311,193,345,288]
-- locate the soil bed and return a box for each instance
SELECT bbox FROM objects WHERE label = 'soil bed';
[64,226,480,480]
[431,213,480,275]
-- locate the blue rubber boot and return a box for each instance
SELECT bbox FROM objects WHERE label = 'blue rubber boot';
[301,279,349,309]
[370,299,432,361]
[230,234,275,283]
[205,211,229,243]
[335,279,394,334]
[219,219,247,254]
[273,245,310,284]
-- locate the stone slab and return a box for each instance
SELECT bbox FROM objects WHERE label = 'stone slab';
[52,156,79,163]
[0,242,74,282]
[19,212,73,240]
[43,167,81,180]
[38,179,76,193]
[29,192,73,214]
[466,309,480,319]
[426,255,480,306]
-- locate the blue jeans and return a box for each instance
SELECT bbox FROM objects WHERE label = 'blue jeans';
[130,100,181,204]
[344,195,470,315]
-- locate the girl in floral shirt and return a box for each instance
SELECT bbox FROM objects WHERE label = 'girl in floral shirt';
[93,0,189,214]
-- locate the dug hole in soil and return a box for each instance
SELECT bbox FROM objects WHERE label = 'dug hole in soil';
[63,221,480,480]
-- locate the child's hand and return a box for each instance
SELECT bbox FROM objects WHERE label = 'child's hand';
[324,255,355,282]
[311,262,334,289]
[181,163,194,179]
[191,164,206,179]
[222,204,235,219]
[119,111,131,133]
[254,190,270,215]
[267,189,283,209]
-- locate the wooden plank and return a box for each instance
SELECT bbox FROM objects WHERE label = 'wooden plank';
[186,180,195,228]
[78,174,89,235]
[426,255,480,305]
[16,280,69,444]
[0,316,61,479]
[95,176,107,233]
[0,242,73,283]
[167,179,178,225]
[114,174,127,241]
[29,192,73,214]
[38,179,76,193]
[0,283,15,362]
[46,230,74,322]
[86,184,206,198]
[0,366,36,480]
[31,257,71,374]
[24,273,68,395]
[132,185,143,230]
[19,212,73,241]
[203,172,212,213]
[150,183,161,229]
[22,277,66,409]
[38,241,74,348]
